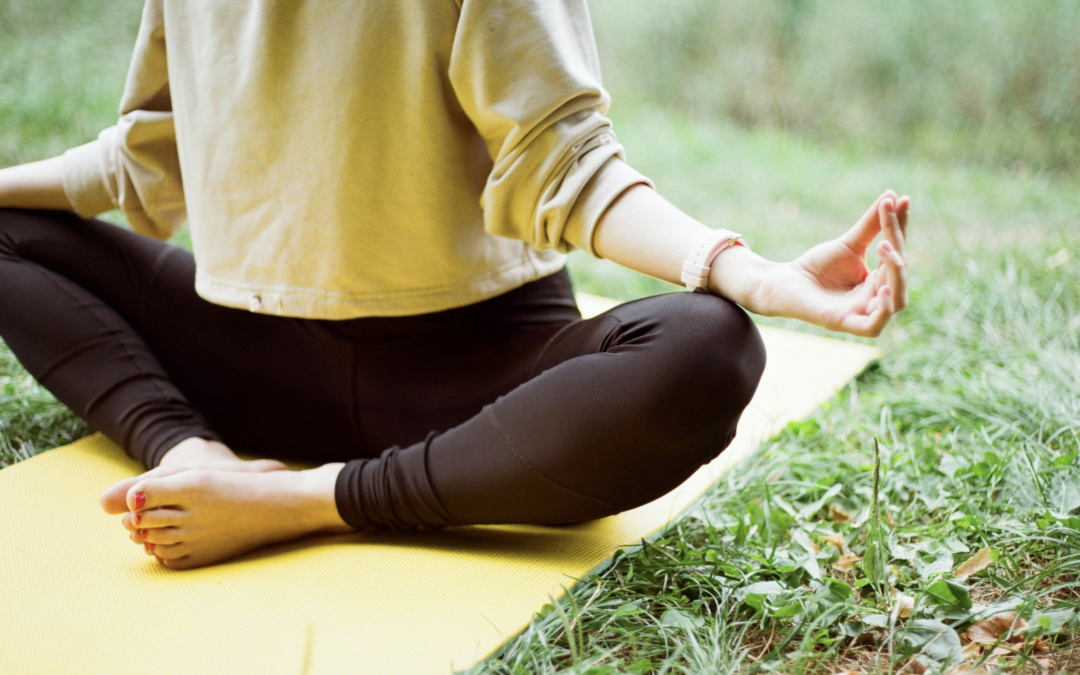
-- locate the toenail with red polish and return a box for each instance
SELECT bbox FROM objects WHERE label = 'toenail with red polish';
[134,514,142,526]
[141,529,148,540]
[134,492,146,510]
[145,543,155,553]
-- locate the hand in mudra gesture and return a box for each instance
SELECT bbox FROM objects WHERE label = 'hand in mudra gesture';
[760,191,909,337]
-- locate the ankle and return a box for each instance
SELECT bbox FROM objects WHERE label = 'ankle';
[292,464,355,535]
[158,437,239,467]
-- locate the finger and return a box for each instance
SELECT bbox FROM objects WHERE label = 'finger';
[123,507,184,531]
[130,529,144,545]
[879,198,905,259]
[870,262,888,294]
[896,195,910,241]
[879,240,908,310]
[840,190,898,252]
[841,286,893,337]
[140,527,184,546]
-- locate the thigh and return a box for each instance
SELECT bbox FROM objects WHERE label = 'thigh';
[0,209,361,460]
[431,291,766,515]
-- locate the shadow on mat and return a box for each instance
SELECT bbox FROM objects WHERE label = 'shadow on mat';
[222,520,622,570]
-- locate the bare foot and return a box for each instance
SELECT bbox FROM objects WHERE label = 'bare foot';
[99,438,288,515]
[119,464,354,569]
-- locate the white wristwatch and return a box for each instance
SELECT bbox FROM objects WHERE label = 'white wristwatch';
[681,229,748,293]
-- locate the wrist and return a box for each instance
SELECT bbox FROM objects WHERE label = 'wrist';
[706,245,781,314]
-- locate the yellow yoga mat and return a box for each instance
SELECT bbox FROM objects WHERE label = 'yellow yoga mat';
[0,295,880,675]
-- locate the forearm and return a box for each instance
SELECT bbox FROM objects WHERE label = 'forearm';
[592,184,780,313]
[0,155,72,210]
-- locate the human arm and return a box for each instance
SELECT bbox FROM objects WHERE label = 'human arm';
[593,184,909,337]
[0,156,72,210]
[1,0,185,238]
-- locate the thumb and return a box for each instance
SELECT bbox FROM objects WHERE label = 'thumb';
[840,191,896,252]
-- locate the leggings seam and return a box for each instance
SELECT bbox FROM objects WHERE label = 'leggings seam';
[37,330,124,382]
[484,406,616,510]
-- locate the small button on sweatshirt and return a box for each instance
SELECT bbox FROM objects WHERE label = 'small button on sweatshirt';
[60,0,652,319]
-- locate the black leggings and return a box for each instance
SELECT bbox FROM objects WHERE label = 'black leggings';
[0,209,766,530]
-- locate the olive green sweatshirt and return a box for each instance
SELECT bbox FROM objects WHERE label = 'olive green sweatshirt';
[60,0,651,318]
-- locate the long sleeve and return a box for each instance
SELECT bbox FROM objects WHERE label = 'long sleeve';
[60,0,185,241]
[449,0,652,256]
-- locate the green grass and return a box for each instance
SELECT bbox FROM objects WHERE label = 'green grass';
[2,1,1079,672]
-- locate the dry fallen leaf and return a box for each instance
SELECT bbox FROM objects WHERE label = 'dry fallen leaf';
[900,658,927,674]
[823,534,846,550]
[894,591,915,618]
[828,504,852,523]
[954,547,994,580]
[832,671,865,675]
[965,612,1027,645]
[886,513,895,528]
[946,666,991,675]
[832,554,861,572]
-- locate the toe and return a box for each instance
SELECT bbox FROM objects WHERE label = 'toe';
[101,477,142,515]
[126,470,199,512]
[152,542,189,561]
[141,527,184,545]
[103,465,189,514]
[124,507,184,531]
[160,556,195,570]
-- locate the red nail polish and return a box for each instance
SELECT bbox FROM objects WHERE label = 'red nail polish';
[145,543,155,553]
[134,514,142,526]
[141,529,148,540]
[155,555,164,563]
[134,492,146,510]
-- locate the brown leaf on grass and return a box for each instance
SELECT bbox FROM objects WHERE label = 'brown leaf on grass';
[946,666,991,675]
[893,591,915,618]
[965,612,1027,645]
[900,658,927,674]
[954,547,994,580]
[832,671,865,675]
[886,513,895,528]
[823,534,846,551]
[828,504,852,522]
[832,554,861,571]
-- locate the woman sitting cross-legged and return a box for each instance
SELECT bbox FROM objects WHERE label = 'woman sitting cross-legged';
[0,0,908,569]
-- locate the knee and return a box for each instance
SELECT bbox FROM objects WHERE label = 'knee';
[632,292,766,438]
[0,208,60,256]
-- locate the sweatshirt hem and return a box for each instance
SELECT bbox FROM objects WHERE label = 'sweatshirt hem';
[193,250,567,319]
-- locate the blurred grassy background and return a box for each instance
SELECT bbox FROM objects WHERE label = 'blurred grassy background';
[1,0,1078,462]
[593,0,1080,175]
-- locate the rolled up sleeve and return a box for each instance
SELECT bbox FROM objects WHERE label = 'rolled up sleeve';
[60,0,185,241]
[449,0,652,256]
